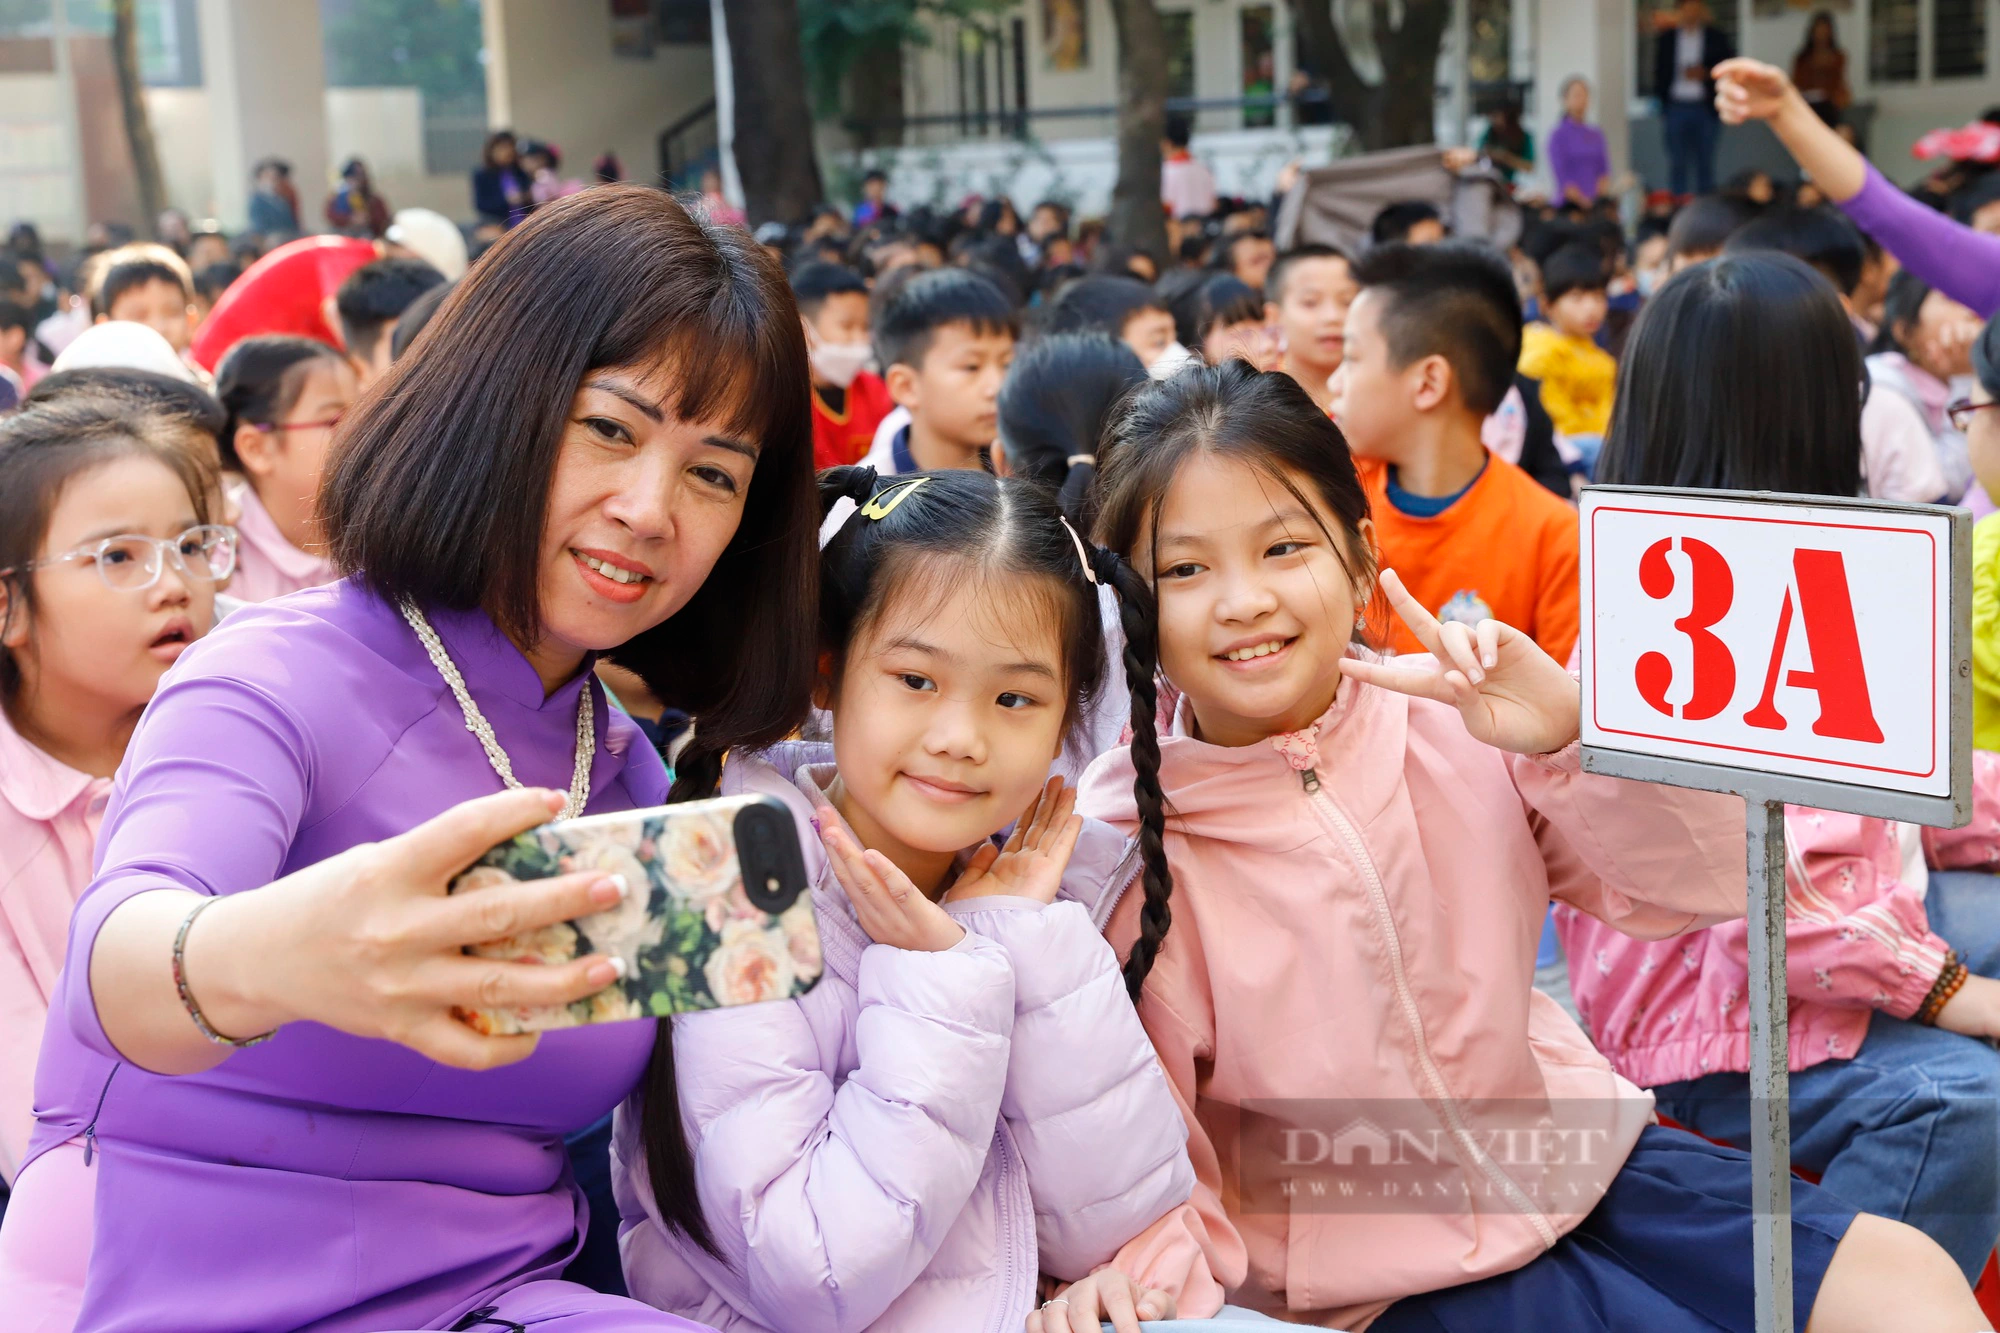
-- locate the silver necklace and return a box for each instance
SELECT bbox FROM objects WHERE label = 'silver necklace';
[399,601,593,820]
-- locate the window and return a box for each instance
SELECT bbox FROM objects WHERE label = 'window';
[1242,5,1275,127]
[1162,9,1195,102]
[1871,0,1920,82]
[1934,0,1986,79]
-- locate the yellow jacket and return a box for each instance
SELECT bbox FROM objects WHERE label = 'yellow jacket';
[1974,514,2000,751]
[1519,322,1616,438]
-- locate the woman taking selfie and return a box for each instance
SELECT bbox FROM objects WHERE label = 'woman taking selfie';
[0,187,818,1331]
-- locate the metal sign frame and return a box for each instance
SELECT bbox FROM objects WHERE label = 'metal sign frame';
[1577,485,1974,1333]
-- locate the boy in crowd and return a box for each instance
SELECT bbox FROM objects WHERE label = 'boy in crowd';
[1215,229,1276,292]
[191,262,240,326]
[1161,113,1217,220]
[862,266,1016,474]
[1371,200,1447,247]
[1330,240,1580,662]
[0,300,33,398]
[1666,194,1746,271]
[1518,242,1616,460]
[1264,244,1357,413]
[91,243,197,354]
[791,261,895,470]
[334,257,448,387]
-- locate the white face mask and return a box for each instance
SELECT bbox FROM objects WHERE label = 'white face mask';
[809,338,873,388]
[1636,267,1665,299]
[1147,340,1195,380]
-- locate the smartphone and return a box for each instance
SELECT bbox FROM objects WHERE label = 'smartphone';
[448,794,819,1034]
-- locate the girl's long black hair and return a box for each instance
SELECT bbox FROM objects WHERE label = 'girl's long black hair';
[1092,360,1375,999]
[996,332,1147,531]
[1598,253,1864,497]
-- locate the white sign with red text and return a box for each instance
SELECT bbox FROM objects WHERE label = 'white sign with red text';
[1580,488,1966,816]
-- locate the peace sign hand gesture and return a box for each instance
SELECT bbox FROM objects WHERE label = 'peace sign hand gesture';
[1338,569,1581,756]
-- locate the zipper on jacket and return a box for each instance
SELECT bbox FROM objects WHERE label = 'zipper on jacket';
[990,1125,1021,1333]
[80,1062,121,1166]
[1300,785,1561,1248]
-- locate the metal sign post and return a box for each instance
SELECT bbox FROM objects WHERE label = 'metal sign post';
[1578,487,1972,1333]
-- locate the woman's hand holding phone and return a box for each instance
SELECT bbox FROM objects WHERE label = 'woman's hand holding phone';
[95,787,632,1076]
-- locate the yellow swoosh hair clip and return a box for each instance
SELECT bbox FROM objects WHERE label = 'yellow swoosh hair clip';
[860,476,930,521]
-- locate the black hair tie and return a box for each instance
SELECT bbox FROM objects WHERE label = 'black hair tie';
[1087,544,1123,589]
[845,465,879,504]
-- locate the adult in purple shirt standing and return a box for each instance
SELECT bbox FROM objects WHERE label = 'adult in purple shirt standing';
[1716,56,2000,321]
[0,186,819,1331]
[1547,76,1613,207]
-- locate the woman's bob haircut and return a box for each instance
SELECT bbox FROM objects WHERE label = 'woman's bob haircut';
[322,185,819,781]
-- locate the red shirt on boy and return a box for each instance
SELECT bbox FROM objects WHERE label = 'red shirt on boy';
[811,370,895,471]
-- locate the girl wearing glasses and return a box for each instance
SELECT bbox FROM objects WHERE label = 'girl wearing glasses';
[0,398,233,1317]
[213,334,357,602]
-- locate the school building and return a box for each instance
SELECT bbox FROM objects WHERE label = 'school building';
[0,0,1996,243]
[849,0,2000,215]
[0,0,716,245]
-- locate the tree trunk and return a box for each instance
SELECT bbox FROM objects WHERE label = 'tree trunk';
[846,33,906,149]
[1105,0,1169,264]
[1371,0,1448,149]
[111,0,166,234]
[723,0,826,225]
[1283,0,1369,130]
[1285,0,1447,151]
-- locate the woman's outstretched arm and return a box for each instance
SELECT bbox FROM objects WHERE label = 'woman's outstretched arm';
[1716,57,2000,317]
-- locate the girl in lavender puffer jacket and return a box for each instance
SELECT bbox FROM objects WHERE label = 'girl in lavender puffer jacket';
[611,467,1196,1333]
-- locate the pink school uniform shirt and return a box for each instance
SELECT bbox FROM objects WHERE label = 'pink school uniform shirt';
[226,480,335,603]
[0,703,109,1184]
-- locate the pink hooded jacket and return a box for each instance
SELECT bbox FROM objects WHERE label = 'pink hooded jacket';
[1078,668,1747,1329]
[610,743,1194,1332]
[1558,751,2000,1089]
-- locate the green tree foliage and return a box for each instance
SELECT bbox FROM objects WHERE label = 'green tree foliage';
[797,0,1009,117]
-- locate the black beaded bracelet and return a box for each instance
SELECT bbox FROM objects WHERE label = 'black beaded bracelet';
[171,896,277,1049]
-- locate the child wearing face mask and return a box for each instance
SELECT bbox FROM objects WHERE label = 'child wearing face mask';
[0,399,231,1323]
[613,467,1204,1333]
[793,262,895,470]
[1077,360,1987,1331]
[1044,276,1191,380]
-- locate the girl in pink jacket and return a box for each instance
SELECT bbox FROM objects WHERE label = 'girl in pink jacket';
[1075,358,1984,1330]
[1561,250,2000,1284]
[0,400,228,1320]
[612,467,1198,1332]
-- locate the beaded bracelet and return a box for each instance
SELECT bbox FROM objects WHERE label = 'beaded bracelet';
[1918,950,1969,1027]
[171,896,277,1049]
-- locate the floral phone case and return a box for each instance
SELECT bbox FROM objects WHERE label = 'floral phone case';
[448,795,821,1034]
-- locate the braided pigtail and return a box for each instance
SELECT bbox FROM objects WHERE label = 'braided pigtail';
[1094,547,1174,1003]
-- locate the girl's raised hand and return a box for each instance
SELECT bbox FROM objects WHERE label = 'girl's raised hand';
[1026,1267,1176,1333]
[944,777,1083,907]
[1713,57,1797,125]
[1339,568,1581,757]
[816,813,966,953]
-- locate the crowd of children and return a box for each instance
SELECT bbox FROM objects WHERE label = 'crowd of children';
[8,54,2000,1332]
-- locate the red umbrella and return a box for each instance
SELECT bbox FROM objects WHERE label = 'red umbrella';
[1912,120,2000,164]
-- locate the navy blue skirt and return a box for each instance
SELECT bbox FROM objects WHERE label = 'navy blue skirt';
[1370,1125,1860,1332]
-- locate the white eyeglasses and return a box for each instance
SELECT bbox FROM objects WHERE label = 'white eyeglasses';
[4,524,238,591]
